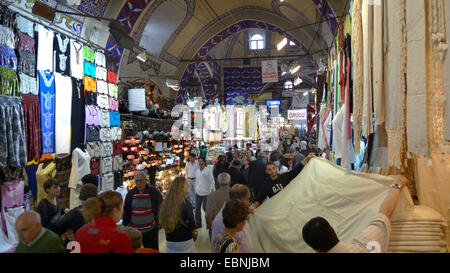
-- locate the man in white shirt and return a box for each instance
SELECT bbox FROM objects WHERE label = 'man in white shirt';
[300,138,308,153]
[194,157,215,229]
[185,153,199,205]
[302,175,409,253]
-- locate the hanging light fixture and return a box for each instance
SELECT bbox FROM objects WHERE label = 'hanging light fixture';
[290,62,301,74]
[137,51,147,62]
[277,37,288,51]
[294,77,303,86]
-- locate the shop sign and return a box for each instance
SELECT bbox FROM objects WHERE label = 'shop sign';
[262,60,278,83]
[250,94,259,99]
[288,109,307,120]
[128,88,146,112]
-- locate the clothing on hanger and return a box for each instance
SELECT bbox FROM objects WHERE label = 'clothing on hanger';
[39,70,55,154]
[54,73,73,154]
[36,161,56,203]
[70,39,84,80]
[68,148,90,209]
[70,77,85,153]
[21,94,42,162]
[37,25,54,72]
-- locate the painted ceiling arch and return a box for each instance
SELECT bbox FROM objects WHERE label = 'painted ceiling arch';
[176,19,320,103]
[101,0,338,70]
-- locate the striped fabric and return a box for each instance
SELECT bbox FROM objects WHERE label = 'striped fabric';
[130,193,155,231]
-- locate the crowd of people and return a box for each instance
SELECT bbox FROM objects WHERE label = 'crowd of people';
[12,136,409,254]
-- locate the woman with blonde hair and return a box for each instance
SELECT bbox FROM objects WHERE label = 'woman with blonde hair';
[159,176,196,253]
[75,191,133,253]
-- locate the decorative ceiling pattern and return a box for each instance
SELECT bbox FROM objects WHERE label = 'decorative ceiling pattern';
[77,0,109,17]
[223,67,263,105]
[105,0,152,66]
[312,0,338,34]
[177,19,316,103]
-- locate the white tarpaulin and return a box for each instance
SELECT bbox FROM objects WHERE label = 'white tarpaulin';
[248,158,415,253]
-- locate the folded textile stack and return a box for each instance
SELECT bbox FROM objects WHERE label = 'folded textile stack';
[388,205,448,253]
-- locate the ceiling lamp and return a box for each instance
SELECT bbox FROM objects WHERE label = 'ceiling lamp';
[166,79,180,91]
[294,77,303,86]
[137,51,147,62]
[290,63,301,74]
[277,37,288,51]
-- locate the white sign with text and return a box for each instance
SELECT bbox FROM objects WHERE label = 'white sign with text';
[287,109,307,120]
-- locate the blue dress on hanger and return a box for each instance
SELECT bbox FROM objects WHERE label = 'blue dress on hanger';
[39,70,55,154]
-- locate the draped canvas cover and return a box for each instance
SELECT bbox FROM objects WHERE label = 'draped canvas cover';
[248,158,414,253]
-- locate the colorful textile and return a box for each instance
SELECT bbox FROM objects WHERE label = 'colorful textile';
[0,96,27,167]
[39,70,55,154]
[22,94,42,162]
[0,66,18,96]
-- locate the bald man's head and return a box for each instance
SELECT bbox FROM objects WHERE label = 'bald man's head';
[230,184,250,205]
[16,211,42,244]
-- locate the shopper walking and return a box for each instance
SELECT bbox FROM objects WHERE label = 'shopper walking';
[302,175,409,253]
[253,153,315,208]
[241,158,250,182]
[293,147,305,168]
[211,199,250,253]
[123,171,163,250]
[199,145,208,159]
[206,173,231,239]
[300,138,308,154]
[185,153,199,205]
[226,147,234,164]
[53,183,98,241]
[210,184,253,253]
[290,139,300,153]
[75,191,134,253]
[213,155,229,190]
[247,153,267,202]
[194,157,215,228]
[36,179,65,232]
[225,159,247,187]
[15,211,66,253]
[159,177,196,253]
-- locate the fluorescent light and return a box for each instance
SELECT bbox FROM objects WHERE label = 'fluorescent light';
[166,79,180,91]
[277,38,288,51]
[137,52,146,62]
[281,71,287,76]
[303,92,308,97]
[294,77,303,86]
[290,64,301,74]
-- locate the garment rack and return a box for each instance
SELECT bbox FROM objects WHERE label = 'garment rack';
[4,2,113,56]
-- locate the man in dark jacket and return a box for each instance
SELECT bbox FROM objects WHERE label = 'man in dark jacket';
[225,147,233,163]
[53,184,98,243]
[225,160,247,187]
[123,172,163,250]
[253,153,315,208]
[247,153,268,202]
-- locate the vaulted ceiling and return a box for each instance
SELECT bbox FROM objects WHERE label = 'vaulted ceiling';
[21,0,349,102]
